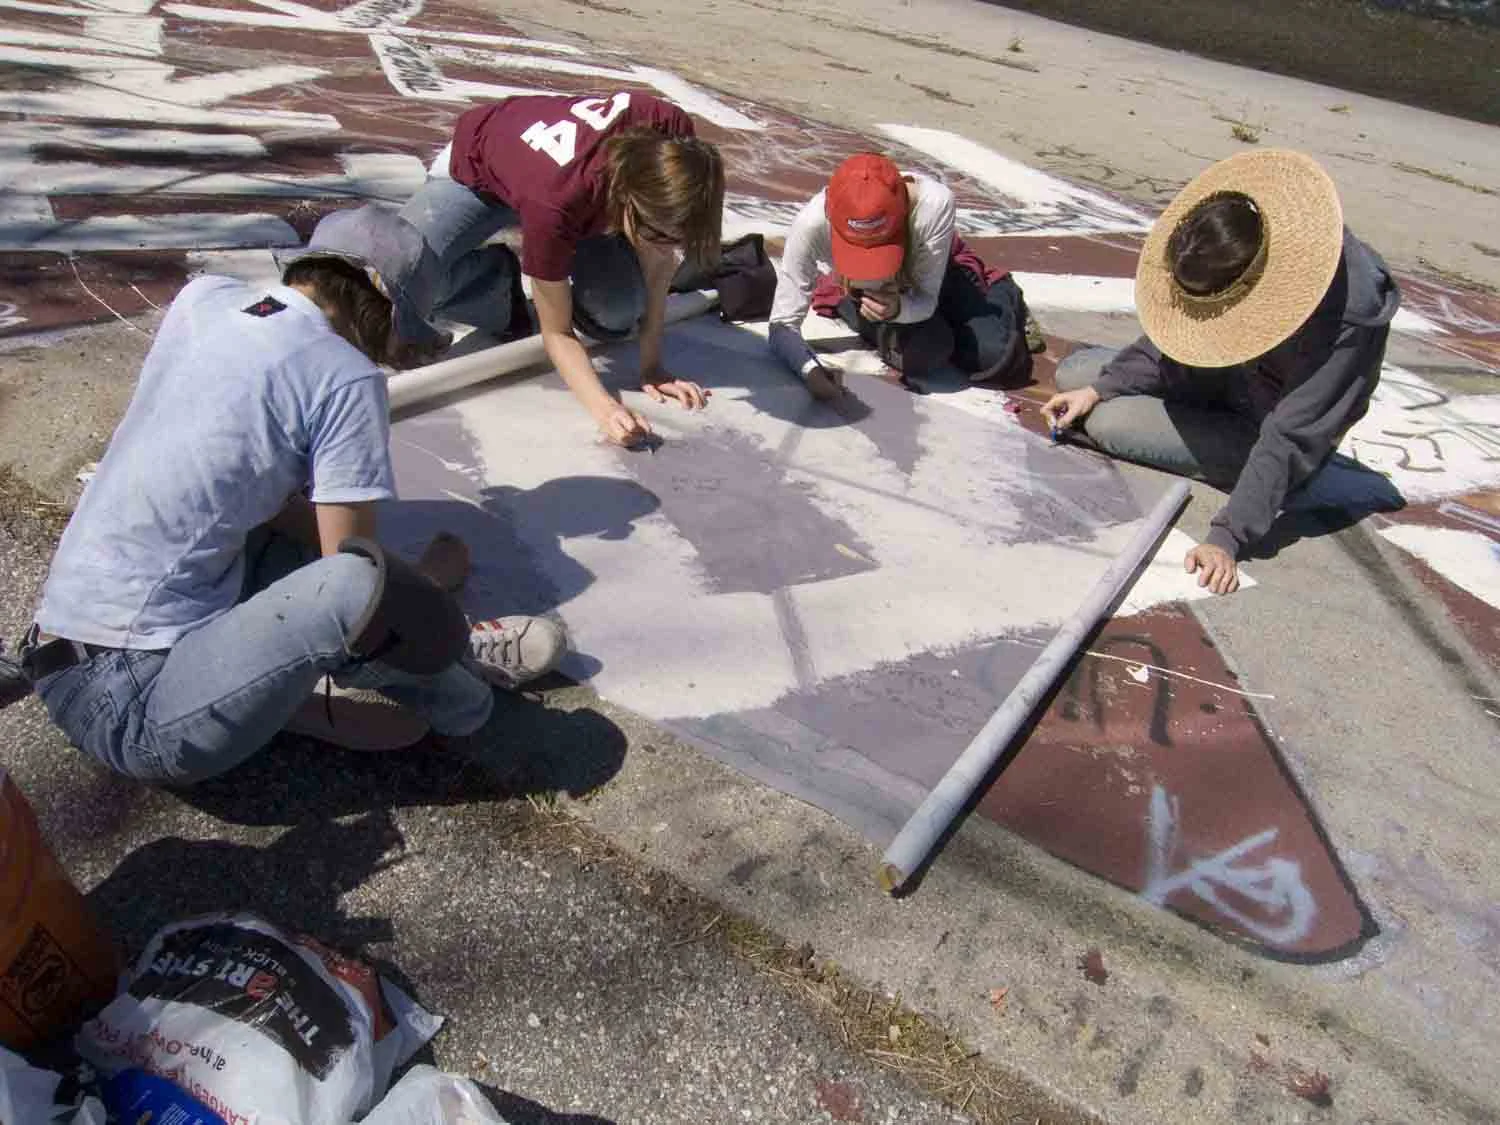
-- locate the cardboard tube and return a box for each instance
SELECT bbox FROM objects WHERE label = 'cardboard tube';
[387,291,719,413]
[878,479,1192,894]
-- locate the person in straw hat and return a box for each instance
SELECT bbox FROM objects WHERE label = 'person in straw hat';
[1042,150,1402,595]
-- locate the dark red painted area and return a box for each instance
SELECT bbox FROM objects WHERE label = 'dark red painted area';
[966,233,1141,278]
[9,0,1492,962]
[979,608,1373,960]
[0,252,185,335]
[1377,491,1500,667]
[1399,278,1500,372]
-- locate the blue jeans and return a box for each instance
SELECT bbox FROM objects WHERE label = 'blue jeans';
[397,175,647,340]
[1056,346,1405,513]
[32,534,494,785]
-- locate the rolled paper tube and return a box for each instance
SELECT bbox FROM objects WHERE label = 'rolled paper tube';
[388,291,719,413]
[878,479,1192,894]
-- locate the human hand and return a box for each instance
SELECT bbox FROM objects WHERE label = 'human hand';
[416,531,470,592]
[804,363,845,401]
[1184,543,1239,595]
[593,401,654,447]
[641,368,710,410]
[1040,386,1102,433]
[857,288,901,322]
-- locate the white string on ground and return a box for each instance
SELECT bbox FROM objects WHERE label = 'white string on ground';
[68,256,147,334]
[1078,648,1277,700]
[130,283,162,310]
[999,630,1277,698]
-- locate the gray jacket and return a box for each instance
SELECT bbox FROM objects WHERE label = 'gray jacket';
[1094,228,1400,556]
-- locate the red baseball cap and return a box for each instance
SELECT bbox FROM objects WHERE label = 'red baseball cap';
[826,153,909,282]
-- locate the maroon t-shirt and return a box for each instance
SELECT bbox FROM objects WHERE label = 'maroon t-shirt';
[448,91,696,281]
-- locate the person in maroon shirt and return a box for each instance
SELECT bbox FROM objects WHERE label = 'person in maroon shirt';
[399,91,725,446]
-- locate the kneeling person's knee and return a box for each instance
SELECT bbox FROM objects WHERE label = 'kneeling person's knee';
[571,235,646,340]
[1055,346,1117,393]
[338,539,470,674]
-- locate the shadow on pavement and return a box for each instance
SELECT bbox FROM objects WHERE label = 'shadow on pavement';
[86,813,404,955]
[84,820,620,1125]
[480,1083,618,1125]
[174,691,628,828]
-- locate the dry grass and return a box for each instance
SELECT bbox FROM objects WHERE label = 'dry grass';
[1392,162,1498,198]
[991,0,1499,126]
[509,798,1093,1125]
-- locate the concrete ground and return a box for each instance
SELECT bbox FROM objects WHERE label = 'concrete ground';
[0,464,1006,1124]
[2,3,1499,1124]
[492,0,1500,291]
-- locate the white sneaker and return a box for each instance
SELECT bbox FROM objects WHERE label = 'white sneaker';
[468,616,568,688]
[284,681,430,750]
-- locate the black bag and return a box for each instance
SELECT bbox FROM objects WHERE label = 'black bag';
[0,644,30,710]
[941,266,1035,386]
[671,233,777,323]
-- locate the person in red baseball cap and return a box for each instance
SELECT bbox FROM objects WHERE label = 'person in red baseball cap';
[769,152,1035,399]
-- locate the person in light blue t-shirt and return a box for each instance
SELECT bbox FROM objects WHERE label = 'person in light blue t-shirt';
[19,206,567,785]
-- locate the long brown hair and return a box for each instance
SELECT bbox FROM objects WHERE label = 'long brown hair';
[603,127,724,271]
[283,257,395,365]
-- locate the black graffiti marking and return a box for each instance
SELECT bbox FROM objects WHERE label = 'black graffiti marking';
[375,36,447,96]
[1382,376,1451,411]
[1349,436,1443,472]
[1056,634,1173,747]
[338,0,418,28]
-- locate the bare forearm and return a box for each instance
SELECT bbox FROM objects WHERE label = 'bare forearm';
[545,330,619,419]
[314,501,378,557]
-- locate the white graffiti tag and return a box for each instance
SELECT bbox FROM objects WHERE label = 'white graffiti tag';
[1142,785,1317,946]
[0,0,761,256]
[0,303,26,330]
[1342,366,1500,500]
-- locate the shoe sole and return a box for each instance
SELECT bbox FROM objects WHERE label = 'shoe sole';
[284,690,430,751]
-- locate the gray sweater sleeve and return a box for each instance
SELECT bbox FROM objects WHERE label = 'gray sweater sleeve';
[1206,322,1387,556]
[1092,336,1172,401]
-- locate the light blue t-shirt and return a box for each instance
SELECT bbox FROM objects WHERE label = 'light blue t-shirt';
[37,277,396,649]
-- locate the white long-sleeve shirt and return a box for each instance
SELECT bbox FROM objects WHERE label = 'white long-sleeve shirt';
[767,173,956,378]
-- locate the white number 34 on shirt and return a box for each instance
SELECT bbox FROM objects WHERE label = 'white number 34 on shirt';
[520,93,632,167]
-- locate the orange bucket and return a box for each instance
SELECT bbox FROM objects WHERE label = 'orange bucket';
[0,768,118,1049]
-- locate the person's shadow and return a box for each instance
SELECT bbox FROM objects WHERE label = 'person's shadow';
[478,1084,616,1125]
[87,813,405,956]
[381,476,661,624]
[175,689,628,828]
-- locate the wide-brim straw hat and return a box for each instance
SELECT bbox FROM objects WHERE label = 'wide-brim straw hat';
[1135,149,1343,368]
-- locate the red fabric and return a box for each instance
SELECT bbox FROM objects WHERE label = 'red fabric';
[449,92,695,281]
[810,272,845,318]
[949,234,1008,290]
[808,235,1010,317]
